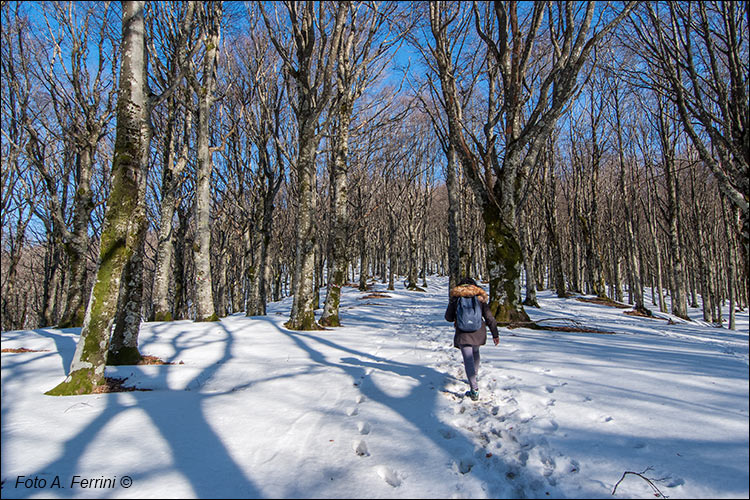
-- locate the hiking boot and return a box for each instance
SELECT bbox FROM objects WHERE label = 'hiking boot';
[464,389,479,401]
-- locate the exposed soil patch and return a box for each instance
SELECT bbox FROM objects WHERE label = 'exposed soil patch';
[576,296,630,309]
[359,292,391,300]
[1,348,50,353]
[535,325,616,334]
[624,309,661,319]
[506,319,616,334]
[137,355,178,365]
[92,377,152,393]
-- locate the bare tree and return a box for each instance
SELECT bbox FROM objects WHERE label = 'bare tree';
[321,0,402,326]
[227,7,287,317]
[428,1,635,323]
[150,1,196,322]
[540,134,567,298]
[1,2,42,330]
[630,1,748,298]
[261,1,346,330]
[23,2,119,328]
[186,1,222,322]
[606,61,650,314]
[48,0,150,394]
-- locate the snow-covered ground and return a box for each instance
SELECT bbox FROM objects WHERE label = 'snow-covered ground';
[1,276,748,499]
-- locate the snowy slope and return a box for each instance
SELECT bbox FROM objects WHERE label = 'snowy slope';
[1,276,748,499]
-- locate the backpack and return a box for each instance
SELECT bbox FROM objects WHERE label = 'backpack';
[456,295,483,332]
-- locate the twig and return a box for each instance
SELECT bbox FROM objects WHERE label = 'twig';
[612,467,668,498]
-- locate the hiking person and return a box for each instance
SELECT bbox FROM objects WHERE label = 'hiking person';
[444,277,499,401]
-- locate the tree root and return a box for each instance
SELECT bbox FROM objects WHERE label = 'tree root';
[502,317,616,334]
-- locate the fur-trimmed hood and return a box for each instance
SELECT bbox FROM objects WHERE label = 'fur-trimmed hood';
[449,284,488,303]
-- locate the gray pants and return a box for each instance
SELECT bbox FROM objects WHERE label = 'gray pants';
[460,345,480,391]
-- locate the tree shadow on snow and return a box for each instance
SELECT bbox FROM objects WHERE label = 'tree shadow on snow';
[255,316,551,498]
[3,320,262,499]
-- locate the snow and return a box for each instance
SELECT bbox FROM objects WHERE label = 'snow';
[2,276,748,499]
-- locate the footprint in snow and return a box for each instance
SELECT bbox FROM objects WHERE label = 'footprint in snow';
[455,458,474,474]
[375,465,402,487]
[538,419,559,432]
[346,406,359,416]
[540,453,556,476]
[438,427,455,440]
[353,440,370,456]
[357,421,371,435]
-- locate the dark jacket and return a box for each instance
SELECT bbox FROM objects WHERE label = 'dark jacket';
[445,284,499,348]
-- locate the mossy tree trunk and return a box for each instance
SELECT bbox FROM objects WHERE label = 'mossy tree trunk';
[47,0,149,395]
[108,107,151,366]
[482,195,530,323]
[319,1,401,317]
[19,2,118,330]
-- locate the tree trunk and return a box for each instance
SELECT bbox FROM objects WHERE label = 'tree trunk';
[445,144,465,291]
[47,0,149,395]
[722,197,738,329]
[358,224,369,292]
[152,95,190,321]
[658,100,689,320]
[520,216,539,307]
[173,205,189,319]
[108,101,152,366]
[483,198,529,323]
[287,128,321,330]
[40,232,65,327]
[542,144,567,298]
[191,2,221,322]
[321,111,351,326]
